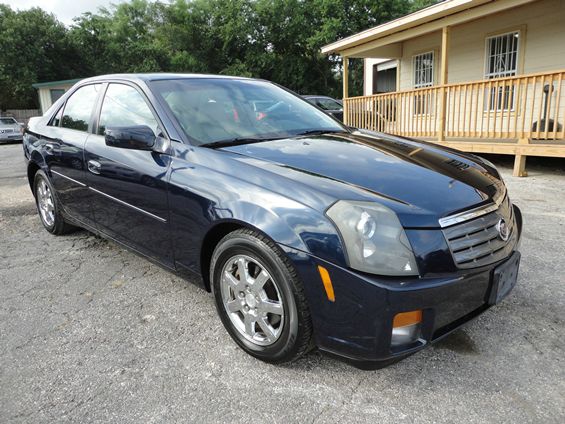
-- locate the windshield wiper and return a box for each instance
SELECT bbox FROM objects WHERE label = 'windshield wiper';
[293,129,349,137]
[200,130,348,148]
[200,137,282,149]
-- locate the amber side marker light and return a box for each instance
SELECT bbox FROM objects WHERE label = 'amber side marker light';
[317,265,335,302]
[393,310,422,328]
[391,310,422,346]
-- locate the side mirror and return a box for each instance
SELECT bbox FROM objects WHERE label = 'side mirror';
[104,125,156,150]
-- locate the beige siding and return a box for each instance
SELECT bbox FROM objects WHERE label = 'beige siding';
[391,0,565,90]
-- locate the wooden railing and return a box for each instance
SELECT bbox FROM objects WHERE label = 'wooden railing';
[344,70,565,141]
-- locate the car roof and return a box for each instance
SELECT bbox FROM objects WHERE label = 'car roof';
[79,73,254,85]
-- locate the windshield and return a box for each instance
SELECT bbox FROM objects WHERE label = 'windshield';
[0,118,17,125]
[150,78,345,145]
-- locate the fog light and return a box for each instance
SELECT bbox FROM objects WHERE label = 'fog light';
[391,310,422,346]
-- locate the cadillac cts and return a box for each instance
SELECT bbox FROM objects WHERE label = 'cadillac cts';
[23,74,522,368]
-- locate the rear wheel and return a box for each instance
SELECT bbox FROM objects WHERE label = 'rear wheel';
[33,170,76,235]
[210,228,312,363]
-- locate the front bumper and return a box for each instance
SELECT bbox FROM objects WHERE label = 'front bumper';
[282,206,523,368]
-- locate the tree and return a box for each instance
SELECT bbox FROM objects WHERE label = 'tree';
[0,0,439,109]
[0,5,83,109]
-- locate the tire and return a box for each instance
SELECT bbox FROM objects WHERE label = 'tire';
[33,170,76,235]
[210,228,313,363]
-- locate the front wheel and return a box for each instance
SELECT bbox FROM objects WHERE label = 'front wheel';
[210,229,313,363]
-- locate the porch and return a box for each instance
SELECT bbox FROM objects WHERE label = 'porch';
[322,0,565,176]
[343,69,565,176]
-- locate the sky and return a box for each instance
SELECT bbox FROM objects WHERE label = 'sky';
[1,0,128,25]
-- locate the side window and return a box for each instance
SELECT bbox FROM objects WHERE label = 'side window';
[98,84,159,136]
[61,84,101,132]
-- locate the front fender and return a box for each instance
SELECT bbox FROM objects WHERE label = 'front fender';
[211,196,344,264]
[167,145,346,275]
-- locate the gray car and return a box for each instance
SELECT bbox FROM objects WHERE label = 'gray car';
[0,117,24,143]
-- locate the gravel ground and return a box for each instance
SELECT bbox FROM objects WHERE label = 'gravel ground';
[1,143,564,423]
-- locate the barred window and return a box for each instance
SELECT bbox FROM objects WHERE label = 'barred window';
[413,51,434,115]
[484,31,520,111]
[485,32,519,79]
[413,51,434,88]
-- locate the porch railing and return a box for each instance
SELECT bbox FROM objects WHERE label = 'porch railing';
[344,69,565,141]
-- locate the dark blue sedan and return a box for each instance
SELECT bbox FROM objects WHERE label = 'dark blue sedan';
[23,74,522,368]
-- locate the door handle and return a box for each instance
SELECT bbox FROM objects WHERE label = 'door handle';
[87,160,101,175]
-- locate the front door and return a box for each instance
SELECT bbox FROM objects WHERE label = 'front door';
[84,83,173,266]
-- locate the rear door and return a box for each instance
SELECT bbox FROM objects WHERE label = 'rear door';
[84,82,173,266]
[42,83,102,227]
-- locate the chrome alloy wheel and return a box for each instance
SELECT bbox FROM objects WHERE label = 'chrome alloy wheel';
[37,179,55,227]
[220,254,285,346]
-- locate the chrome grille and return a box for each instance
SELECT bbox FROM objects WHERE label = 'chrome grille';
[442,196,517,269]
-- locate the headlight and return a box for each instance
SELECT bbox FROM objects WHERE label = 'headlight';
[326,200,418,276]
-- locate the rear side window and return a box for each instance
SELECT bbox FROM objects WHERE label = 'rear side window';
[98,84,159,136]
[61,84,101,132]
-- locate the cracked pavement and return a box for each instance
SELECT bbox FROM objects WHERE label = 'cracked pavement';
[1,143,564,423]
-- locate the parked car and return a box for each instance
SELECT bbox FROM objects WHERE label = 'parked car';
[23,74,522,368]
[0,117,24,143]
[303,95,343,121]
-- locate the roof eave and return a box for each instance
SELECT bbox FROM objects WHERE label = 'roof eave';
[32,78,84,89]
[321,0,496,55]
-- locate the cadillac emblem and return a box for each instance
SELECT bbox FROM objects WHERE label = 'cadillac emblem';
[496,219,510,242]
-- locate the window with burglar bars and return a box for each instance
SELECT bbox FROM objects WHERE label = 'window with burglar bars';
[484,31,520,111]
[413,51,434,115]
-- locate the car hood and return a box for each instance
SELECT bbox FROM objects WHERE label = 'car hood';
[221,131,504,228]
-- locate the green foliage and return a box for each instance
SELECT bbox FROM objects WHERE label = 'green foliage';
[0,0,439,109]
[0,5,84,108]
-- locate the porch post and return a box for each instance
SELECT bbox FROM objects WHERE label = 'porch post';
[438,26,450,142]
[513,138,529,177]
[343,55,349,125]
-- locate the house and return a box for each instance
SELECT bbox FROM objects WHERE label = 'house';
[322,0,565,176]
[32,78,82,115]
